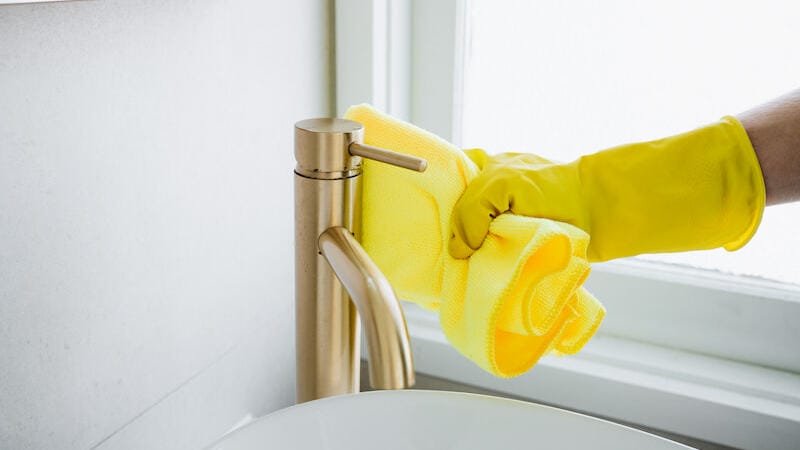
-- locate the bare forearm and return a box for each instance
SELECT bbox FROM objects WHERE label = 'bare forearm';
[737,89,800,205]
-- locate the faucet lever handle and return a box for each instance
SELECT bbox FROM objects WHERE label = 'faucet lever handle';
[349,143,427,173]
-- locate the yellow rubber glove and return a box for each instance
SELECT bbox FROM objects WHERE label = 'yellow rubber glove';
[450,116,766,262]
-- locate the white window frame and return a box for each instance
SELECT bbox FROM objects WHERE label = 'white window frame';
[336,1,800,448]
[335,0,466,144]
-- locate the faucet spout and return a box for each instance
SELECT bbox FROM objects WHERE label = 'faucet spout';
[319,227,415,390]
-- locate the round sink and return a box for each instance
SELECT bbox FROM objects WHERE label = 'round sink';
[209,390,691,449]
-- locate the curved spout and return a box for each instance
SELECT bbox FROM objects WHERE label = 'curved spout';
[318,227,415,390]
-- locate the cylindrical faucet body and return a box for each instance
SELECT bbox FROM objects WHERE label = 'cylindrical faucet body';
[294,119,364,403]
[294,118,417,404]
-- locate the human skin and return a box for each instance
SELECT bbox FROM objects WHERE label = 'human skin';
[738,89,800,205]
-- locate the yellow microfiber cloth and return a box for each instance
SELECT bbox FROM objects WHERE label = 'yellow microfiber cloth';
[345,104,605,377]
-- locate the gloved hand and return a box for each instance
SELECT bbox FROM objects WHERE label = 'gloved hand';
[449,116,766,262]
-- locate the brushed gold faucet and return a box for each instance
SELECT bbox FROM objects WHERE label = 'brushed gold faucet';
[294,118,424,403]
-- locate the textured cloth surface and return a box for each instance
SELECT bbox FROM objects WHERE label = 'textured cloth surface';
[345,105,605,377]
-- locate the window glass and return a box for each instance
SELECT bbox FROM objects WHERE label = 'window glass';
[461,0,800,284]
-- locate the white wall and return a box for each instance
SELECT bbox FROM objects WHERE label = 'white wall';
[0,1,332,448]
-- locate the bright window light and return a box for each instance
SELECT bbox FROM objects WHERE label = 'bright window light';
[461,0,800,284]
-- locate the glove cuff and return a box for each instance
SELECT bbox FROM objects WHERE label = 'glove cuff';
[719,115,766,251]
[580,116,767,262]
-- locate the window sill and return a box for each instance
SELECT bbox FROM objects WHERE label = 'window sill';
[403,302,800,450]
[586,259,800,374]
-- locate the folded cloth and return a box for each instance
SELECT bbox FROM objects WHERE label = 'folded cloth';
[345,105,605,377]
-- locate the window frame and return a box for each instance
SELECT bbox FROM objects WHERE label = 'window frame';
[336,1,800,447]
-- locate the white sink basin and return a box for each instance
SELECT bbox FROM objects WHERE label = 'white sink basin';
[209,390,691,449]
